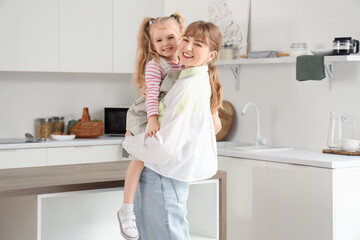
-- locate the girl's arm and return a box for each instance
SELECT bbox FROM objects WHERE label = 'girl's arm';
[145,60,163,137]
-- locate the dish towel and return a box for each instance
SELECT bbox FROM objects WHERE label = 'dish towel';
[296,55,325,81]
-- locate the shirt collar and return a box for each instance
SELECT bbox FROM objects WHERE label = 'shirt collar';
[178,65,208,80]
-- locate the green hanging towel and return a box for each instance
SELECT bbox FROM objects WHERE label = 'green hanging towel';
[296,55,325,81]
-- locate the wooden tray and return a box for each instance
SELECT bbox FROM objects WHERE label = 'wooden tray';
[323,149,360,156]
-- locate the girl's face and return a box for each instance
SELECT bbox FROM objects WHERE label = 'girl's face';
[151,23,181,62]
[179,36,217,68]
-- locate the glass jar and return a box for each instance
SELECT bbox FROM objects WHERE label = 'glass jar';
[52,116,65,134]
[37,118,52,139]
[290,43,308,57]
[220,43,234,60]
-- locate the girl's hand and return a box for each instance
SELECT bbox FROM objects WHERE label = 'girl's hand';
[212,112,222,134]
[147,115,160,137]
[141,85,147,98]
[125,130,133,137]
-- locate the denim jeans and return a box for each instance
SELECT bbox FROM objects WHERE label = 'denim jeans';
[134,167,190,240]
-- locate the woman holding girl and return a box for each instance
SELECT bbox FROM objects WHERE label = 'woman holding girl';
[122,20,223,240]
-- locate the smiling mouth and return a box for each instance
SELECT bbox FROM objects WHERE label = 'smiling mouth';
[163,47,173,52]
[182,52,193,58]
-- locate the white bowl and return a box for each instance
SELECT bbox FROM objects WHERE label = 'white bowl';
[342,138,360,152]
[311,49,333,56]
[51,134,76,141]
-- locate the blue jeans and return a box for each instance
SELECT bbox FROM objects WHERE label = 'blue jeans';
[134,167,190,240]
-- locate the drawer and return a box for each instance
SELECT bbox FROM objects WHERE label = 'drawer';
[47,145,122,166]
[0,148,47,169]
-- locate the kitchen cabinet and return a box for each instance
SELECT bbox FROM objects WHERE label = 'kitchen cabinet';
[0,0,162,73]
[59,0,113,72]
[219,155,360,240]
[218,156,267,240]
[0,0,59,71]
[113,0,162,73]
[267,162,332,240]
[47,145,122,166]
[0,148,47,169]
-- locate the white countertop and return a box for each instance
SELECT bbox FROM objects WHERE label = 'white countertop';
[217,147,360,169]
[0,136,124,150]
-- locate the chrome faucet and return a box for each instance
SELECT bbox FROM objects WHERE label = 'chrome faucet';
[241,102,267,146]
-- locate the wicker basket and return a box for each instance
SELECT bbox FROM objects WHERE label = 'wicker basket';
[69,107,104,138]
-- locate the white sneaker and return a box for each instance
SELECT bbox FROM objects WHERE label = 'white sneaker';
[117,209,139,240]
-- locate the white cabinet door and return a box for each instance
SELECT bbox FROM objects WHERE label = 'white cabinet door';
[0,0,59,71]
[47,145,122,166]
[267,162,333,240]
[59,0,113,73]
[218,156,267,240]
[113,0,162,73]
[39,188,124,240]
[0,148,47,169]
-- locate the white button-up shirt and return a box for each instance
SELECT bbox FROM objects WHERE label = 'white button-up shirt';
[122,65,217,182]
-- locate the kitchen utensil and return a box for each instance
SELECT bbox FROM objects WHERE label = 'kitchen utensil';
[25,133,42,142]
[216,100,235,141]
[333,37,359,55]
[327,111,346,150]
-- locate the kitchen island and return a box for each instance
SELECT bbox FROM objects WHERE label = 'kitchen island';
[0,141,226,240]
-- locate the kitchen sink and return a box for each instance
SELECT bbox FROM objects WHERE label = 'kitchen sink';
[217,141,292,152]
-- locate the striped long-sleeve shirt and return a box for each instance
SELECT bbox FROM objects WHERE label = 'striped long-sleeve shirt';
[145,57,183,118]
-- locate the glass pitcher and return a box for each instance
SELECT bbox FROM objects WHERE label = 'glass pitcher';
[327,111,346,150]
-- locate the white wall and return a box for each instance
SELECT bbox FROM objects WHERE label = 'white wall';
[0,72,137,138]
[2,0,360,150]
[222,0,360,149]
[167,0,360,150]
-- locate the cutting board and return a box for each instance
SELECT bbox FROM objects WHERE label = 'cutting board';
[216,100,235,141]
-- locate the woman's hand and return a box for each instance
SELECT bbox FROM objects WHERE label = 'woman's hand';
[146,115,160,137]
[212,112,222,134]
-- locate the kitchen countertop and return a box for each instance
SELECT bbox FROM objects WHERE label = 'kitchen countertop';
[0,136,124,150]
[217,147,360,169]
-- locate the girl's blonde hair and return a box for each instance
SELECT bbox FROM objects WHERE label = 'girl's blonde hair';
[134,13,185,89]
[184,21,223,114]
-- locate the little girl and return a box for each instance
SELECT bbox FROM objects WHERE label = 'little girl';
[117,13,185,240]
[122,20,223,240]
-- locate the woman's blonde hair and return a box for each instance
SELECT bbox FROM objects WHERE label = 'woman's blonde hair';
[134,13,185,89]
[184,21,223,113]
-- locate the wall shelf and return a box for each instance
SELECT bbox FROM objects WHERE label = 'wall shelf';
[215,55,360,90]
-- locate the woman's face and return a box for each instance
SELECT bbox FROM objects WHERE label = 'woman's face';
[151,23,181,62]
[178,36,217,68]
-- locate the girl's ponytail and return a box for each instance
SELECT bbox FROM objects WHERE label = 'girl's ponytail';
[134,17,153,89]
[171,12,185,35]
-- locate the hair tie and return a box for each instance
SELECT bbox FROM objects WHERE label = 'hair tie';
[170,14,176,20]
[149,18,155,25]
